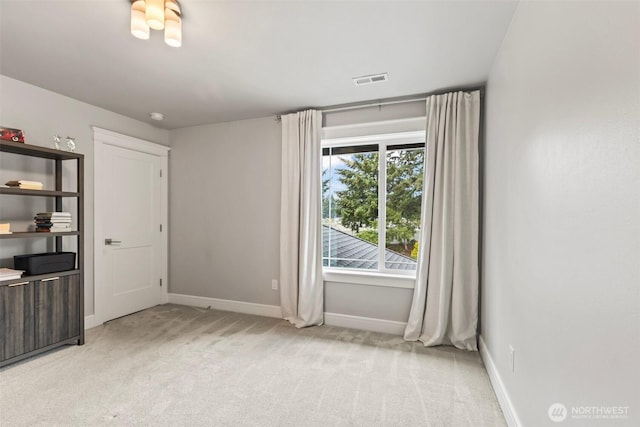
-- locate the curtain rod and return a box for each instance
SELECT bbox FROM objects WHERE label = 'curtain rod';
[321,97,427,114]
[275,97,424,121]
[275,84,485,121]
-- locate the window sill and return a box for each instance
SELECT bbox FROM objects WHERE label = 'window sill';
[323,269,416,289]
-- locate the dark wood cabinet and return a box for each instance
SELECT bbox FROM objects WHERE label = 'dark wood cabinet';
[36,274,81,348]
[0,281,36,360]
[0,140,84,367]
[0,271,82,366]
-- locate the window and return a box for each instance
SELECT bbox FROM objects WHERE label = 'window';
[322,132,425,275]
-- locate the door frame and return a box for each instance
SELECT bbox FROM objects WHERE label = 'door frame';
[92,127,170,325]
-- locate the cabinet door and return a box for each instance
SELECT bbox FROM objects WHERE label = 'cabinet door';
[36,274,80,348]
[0,281,36,361]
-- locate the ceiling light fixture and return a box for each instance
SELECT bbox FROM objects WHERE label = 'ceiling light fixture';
[130,0,182,47]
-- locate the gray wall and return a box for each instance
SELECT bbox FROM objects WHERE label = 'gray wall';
[325,281,413,322]
[0,75,170,315]
[168,117,281,306]
[169,105,423,323]
[482,2,639,426]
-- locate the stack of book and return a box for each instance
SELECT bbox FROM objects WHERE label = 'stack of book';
[0,223,11,234]
[0,268,24,282]
[5,180,44,190]
[35,212,72,232]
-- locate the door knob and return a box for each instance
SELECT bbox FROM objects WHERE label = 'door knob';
[104,238,122,245]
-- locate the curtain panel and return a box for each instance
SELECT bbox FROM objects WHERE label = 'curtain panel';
[404,91,481,350]
[279,110,324,327]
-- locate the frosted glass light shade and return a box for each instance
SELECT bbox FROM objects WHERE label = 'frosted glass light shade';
[145,0,165,30]
[165,0,180,14]
[164,9,181,47]
[130,0,182,47]
[131,1,149,40]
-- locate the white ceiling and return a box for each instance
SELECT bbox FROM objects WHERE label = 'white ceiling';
[0,0,517,129]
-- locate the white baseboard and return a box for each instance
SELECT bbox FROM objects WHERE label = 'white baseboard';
[84,314,100,330]
[168,293,282,318]
[324,312,406,335]
[478,335,522,427]
[168,293,406,335]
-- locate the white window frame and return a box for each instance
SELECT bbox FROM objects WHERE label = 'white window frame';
[321,130,426,279]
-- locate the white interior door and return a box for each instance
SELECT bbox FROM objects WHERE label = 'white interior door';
[94,128,169,324]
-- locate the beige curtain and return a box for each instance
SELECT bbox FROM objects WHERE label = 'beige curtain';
[404,91,481,350]
[279,110,324,327]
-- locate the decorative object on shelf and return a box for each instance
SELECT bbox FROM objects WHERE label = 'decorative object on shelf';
[34,211,72,232]
[53,134,61,150]
[14,252,76,276]
[5,180,44,190]
[65,136,76,152]
[0,223,11,235]
[0,267,24,281]
[130,0,182,47]
[0,126,25,143]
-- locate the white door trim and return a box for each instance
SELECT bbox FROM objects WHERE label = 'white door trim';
[92,127,170,325]
[93,127,170,157]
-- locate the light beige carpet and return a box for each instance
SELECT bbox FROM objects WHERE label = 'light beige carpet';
[0,304,505,426]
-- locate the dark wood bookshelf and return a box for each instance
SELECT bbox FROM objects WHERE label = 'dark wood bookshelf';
[0,139,85,367]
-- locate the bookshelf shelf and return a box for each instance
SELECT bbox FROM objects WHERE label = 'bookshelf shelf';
[0,231,80,239]
[0,187,79,197]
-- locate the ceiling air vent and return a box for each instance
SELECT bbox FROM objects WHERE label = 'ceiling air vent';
[353,73,389,86]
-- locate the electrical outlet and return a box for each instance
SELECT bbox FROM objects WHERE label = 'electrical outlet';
[271,279,278,290]
[509,345,515,373]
